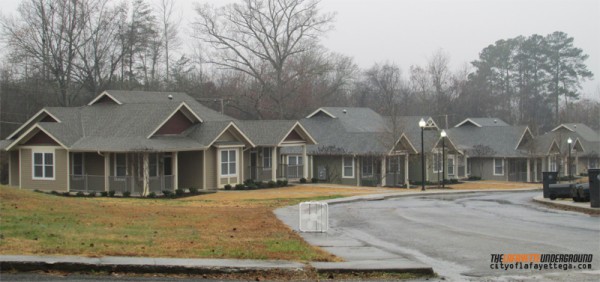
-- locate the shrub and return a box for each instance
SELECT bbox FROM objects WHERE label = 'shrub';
[256,181,267,188]
[33,189,43,193]
[235,184,245,190]
[268,180,276,188]
[276,180,284,187]
[189,187,199,194]
[311,177,318,183]
[175,188,186,196]
[468,176,481,181]
[108,190,116,197]
[76,191,85,197]
[248,184,258,190]
[299,177,307,183]
[100,191,108,197]
[224,184,232,190]
[162,190,173,197]
[61,192,70,197]
[88,192,97,197]
[244,179,255,186]
[148,192,156,198]
[50,191,59,195]
[282,179,288,186]
[122,191,131,197]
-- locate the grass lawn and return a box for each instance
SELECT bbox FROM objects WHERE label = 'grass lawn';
[445,180,540,190]
[0,185,392,261]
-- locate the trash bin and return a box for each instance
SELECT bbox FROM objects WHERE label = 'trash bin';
[542,171,558,198]
[589,169,600,208]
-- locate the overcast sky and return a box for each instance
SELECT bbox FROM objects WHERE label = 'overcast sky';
[2,0,598,98]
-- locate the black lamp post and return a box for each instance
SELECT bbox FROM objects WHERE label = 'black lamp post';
[567,137,572,180]
[441,130,447,188]
[419,118,426,191]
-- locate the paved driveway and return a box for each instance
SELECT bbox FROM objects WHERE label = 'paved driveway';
[318,191,600,281]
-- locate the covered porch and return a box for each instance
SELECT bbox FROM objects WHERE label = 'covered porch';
[68,150,204,195]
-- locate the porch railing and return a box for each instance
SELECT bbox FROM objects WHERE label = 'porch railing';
[70,174,175,194]
[246,164,305,181]
[360,174,382,187]
[384,172,406,187]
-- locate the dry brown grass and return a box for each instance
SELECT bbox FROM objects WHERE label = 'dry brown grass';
[0,185,388,261]
[444,180,540,190]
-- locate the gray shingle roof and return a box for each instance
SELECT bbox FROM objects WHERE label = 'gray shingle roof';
[455,118,509,127]
[447,126,529,157]
[236,120,297,146]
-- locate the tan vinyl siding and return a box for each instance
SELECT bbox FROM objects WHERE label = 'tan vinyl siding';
[205,147,217,189]
[217,130,236,142]
[243,150,251,181]
[9,150,19,187]
[178,151,203,189]
[20,147,68,191]
[312,155,356,186]
[470,158,507,181]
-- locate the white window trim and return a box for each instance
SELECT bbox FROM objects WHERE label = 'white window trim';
[493,158,504,176]
[114,153,127,180]
[220,149,238,177]
[342,157,355,178]
[71,152,85,177]
[32,148,55,180]
[589,158,599,169]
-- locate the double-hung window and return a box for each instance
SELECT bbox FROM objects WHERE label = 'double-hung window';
[149,153,158,177]
[33,151,54,180]
[433,150,442,173]
[342,157,354,178]
[493,158,504,176]
[361,157,373,177]
[221,149,237,177]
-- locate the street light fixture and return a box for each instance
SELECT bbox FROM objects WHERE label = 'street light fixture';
[419,118,427,191]
[567,137,573,180]
[441,130,447,188]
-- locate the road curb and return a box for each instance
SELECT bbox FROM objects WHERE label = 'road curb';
[322,188,542,205]
[532,196,600,215]
[0,255,306,275]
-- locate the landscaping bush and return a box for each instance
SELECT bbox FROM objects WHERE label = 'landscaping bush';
[175,188,186,196]
[282,179,288,186]
[88,192,97,197]
[268,180,276,188]
[468,176,481,181]
[244,179,255,186]
[361,179,378,187]
[33,189,43,193]
[61,192,70,197]
[100,191,108,197]
[189,187,199,194]
[76,191,85,197]
[148,192,156,198]
[256,181,267,188]
[276,180,284,187]
[224,184,232,190]
[122,191,131,197]
[108,190,116,197]
[162,190,173,197]
[311,177,318,183]
[247,184,258,190]
[50,191,59,195]
[300,177,307,183]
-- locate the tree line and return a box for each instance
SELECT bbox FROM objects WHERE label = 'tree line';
[1,0,597,139]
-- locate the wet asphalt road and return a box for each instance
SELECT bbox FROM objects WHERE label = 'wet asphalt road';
[330,191,600,281]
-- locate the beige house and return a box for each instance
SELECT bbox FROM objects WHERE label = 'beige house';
[1,91,315,194]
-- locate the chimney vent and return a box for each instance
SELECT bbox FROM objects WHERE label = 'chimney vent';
[168,94,173,100]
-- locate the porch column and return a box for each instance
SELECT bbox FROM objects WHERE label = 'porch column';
[575,153,579,176]
[202,150,207,189]
[533,158,538,182]
[104,153,110,191]
[526,158,531,182]
[240,148,244,182]
[381,157,387,186]
[404,154,409,185]
[173,152,178,190]
[142,153,149,196]
[542,157,547,171]
[302,145,308,179]
[309,156,313,179]
[271,147,277,181]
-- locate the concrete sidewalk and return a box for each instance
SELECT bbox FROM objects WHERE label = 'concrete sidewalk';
[533,196,600,215]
